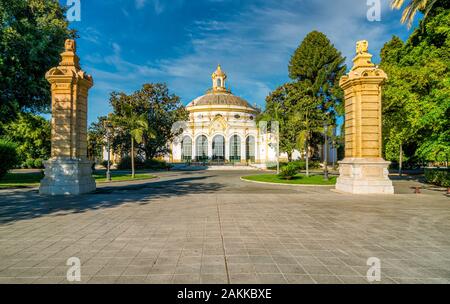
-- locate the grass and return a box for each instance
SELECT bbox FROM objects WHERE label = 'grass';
[242,173,337,185]
[0,171,157,188]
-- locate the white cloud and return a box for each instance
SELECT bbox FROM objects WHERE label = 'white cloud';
[86,0,411,122]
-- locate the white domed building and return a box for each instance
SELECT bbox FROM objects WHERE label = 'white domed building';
[170,65,279,166]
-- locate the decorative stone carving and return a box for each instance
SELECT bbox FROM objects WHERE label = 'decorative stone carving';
[335,40,394,194]
[40,39,96,195]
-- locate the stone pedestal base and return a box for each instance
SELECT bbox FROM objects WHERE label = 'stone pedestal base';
[335,158,394,194]
[39,158,96,195]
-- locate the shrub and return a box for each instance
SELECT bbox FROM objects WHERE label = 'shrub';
[424,168,450,187]
[117,156,144,170]
[24,158,36,169]
[34,158,44,169]
[143,159,168,170]
[278,163,298,180]
[0,140,19,179]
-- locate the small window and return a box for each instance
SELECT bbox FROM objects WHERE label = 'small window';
[234,114,241,119]
[249,116,254,120]
[216,78,222,87]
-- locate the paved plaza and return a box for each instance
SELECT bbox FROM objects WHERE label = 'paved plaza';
[0,170,449,284]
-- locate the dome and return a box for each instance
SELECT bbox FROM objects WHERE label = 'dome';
[187,65,259,112]
[188,93,258,111]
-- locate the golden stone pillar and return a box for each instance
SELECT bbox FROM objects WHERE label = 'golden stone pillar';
[335,40,394,194]
[40,39,96,195]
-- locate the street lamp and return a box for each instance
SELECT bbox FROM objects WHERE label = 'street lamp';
[104,120,113,182]
[323,122,329,181]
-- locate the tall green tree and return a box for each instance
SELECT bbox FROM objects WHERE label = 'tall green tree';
[3,113,50,164]
[381,7,450,165]
[0,0,74,127]
[288,31,346,174]
[131,83,188,159]
[110,93,149,178]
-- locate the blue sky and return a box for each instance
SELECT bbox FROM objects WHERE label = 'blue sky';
[63,0,416,124]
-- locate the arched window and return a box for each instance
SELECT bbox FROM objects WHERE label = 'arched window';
[181,136,192,161]
[212,135,225,161]
[229,135,241,162]
[246,136,255,162]
[216,78,222,87]
[196,135,208,161]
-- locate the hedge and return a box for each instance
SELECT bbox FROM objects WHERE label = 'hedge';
[0,139,19,179]
[424,168,450,187]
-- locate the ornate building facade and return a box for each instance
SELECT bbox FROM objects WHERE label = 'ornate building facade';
[170,65,278,166]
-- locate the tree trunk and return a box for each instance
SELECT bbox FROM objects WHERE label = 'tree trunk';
[399,144,403,177]
[131,136,135,178]
[288,152,292,162]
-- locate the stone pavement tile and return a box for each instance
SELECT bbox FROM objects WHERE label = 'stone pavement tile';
[277,264,307,275]
[129,258,157,267]
[296,257,323,266]
[257,274,287,284]
[156,256,181,265]
[175,264,201,275]
[16,267,52,278]
[254,264,281,274]
[172,274,201,284]
[249,256,274,264]
[326,265,360,276]
[200,274,228,284]
[225,248,248,256]
[146,274,173,284]
[202,256,225,265]
[84,257,111,266]
[247,248,269,256]
[229,273,259,284]
[0,267,27,277]
[201,264,226,274]
[272,256,298,265]
[285,274,316,284]
[122,265,153,276]
[32,276,65,284]
[88,276,119,284]
[0,277,37,284]
[178,256,202,265]
[303,265,333,276]
[95,265,127,276]
[228,263,255,274]
[318,257,346,266]
[116,275,148,284]
[105,257,133,266]
[227,256,251,264]
[337,276,369,284]
[311,275,343,284]
[149,264,177,275]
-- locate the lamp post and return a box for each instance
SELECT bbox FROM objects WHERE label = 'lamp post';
[323,123,329,181]
[104,120,112,182]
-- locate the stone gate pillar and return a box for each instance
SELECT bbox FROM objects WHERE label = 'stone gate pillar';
[40,39,96,195]
[335,40,394,194]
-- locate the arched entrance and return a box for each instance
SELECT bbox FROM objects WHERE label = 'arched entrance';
[181,136,192,161]
[246,135,255,162]
[229,135,241,163]
[212,135,225,161]
[196,135,208,162]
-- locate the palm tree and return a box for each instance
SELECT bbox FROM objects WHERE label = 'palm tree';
[111,102,149,178]
[391,0,438,27]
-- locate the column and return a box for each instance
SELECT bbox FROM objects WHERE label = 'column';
[39,39,96,195]
[335,40,394,194]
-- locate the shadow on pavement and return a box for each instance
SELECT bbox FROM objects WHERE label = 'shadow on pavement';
[0,174,223,225]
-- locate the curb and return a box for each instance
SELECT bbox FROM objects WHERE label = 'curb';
[240,177,335,187]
